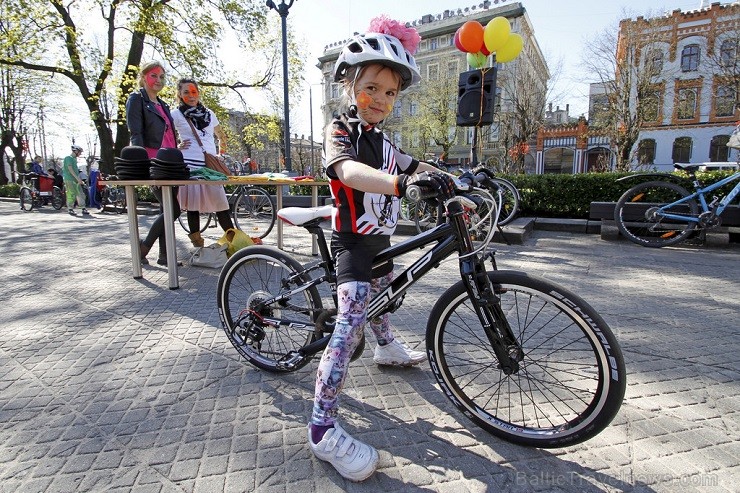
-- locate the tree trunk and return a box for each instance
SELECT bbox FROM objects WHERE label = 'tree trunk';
[114,29,147,164]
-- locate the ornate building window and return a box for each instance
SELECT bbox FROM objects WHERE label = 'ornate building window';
[640,90,661,122]
[409,101,418,116]
[680,44,700,72]
[427,63,439,81]
[719,39,738,68]
[672,137,692,163]
[647,48,663,75]
[637,139,656,165]
[709,135,730,162]
[392,100,402,118]
[715,85,735,117]
[676,88,697,120]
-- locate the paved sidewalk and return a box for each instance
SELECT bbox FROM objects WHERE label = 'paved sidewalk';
[0,201,738,492]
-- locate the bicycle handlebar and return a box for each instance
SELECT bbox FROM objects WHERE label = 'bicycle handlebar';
[404,172,489,203]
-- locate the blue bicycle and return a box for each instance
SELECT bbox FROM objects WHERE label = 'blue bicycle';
[614,163,740,247]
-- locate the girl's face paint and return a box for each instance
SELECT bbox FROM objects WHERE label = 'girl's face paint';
[356,91,372,109]
[144,68,166,93]
[179,83,200,107]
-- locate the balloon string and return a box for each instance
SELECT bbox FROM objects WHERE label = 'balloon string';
[476,66,492,127]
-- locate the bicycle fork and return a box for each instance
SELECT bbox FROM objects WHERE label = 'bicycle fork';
[460,256,523,375]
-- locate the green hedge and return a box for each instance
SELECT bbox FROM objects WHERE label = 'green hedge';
[1,173,733,219]
[505,170,736,219]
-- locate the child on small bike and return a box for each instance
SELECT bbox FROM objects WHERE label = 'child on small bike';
[308,15,455,482]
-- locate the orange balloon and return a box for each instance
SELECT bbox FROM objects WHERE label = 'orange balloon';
[495,33,523,63]
[458,21,484,53]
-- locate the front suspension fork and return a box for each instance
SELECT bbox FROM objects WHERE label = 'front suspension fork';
[461,256,522,374]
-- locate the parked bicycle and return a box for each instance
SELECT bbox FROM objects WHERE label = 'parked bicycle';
[19,172,64,211]
[217,172,626,448]
[614,163,740,247]
[414,170,520,234]
[98,179,127,214]
[179,185,276,239]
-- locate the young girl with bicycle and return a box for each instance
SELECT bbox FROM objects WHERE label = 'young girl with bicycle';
[308,15,455,481]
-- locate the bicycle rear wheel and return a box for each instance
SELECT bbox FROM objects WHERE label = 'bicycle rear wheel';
[426,270,626,448]
[614,181,697,247]
[178,211,212,233]
[491,178,519,226]
[20,187,34,211]
[51,186,64,210]
[232,187,276,239]
[217,245,322,372]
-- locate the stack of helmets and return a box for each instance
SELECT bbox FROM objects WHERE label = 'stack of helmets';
[149,148,190,180]
[114,146,150,179]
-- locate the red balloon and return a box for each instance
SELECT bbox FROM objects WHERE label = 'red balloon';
[481,44,491,56]
[454,29,466,52]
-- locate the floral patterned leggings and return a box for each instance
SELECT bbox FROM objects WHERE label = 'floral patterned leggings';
[311,272,394,426]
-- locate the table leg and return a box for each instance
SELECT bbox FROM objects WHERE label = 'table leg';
[276,185,283,250]
[311,186,318,256]
[161,185,179,290]
[125,186,142,279]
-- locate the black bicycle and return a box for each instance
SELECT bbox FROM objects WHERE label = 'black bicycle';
[216,173,626,448]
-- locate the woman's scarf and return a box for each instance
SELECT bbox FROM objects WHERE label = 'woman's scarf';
[180,102,211,132]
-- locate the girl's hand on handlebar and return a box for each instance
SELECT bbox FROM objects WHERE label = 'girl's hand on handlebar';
[396,171,456,199]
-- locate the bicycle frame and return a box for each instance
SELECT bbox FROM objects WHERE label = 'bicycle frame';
[657,171,740,223]
[267,195,520,374]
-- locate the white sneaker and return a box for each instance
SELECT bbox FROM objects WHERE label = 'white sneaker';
[373,339,426,366]
[308,422,378,482]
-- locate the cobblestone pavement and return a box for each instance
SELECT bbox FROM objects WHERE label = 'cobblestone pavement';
[0,200,738,493]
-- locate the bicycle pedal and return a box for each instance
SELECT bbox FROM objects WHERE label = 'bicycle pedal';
[277,351,304,370]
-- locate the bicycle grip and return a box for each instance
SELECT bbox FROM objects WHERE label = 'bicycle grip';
[406,184,437,202]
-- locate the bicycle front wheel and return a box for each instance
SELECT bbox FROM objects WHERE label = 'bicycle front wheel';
[414,200,440,233]
[232,187,276,239]
[217,245,322,372]
[614,181,697,247]
[491,178,520,226]
[20,187,34,211]
[426,270,626,448]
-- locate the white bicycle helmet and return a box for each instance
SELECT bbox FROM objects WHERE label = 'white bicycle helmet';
[334,33,421,91]
[71,144,83,153]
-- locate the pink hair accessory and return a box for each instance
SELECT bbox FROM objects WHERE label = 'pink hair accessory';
[367,15,421,55]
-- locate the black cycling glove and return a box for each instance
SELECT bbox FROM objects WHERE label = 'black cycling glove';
[395,171,456,199]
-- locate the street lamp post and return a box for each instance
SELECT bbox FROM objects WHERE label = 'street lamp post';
[266,0,295,173]
[308,82,323,176]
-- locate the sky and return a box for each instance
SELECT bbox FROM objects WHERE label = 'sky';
[37,0,720,160]
[283,0,717,140]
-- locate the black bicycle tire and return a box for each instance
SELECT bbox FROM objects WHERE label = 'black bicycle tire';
[614,181,697,247]
[232,187,276,239]
[178,211,212,234]
[426,270,626,448]
[491,178,520,226]
[51,186,64,210]
[19,187,34,211]
[217,245,322,372]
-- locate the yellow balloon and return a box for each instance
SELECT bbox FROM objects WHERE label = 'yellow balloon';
[495,33,523,63]
[483,16,511,53]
